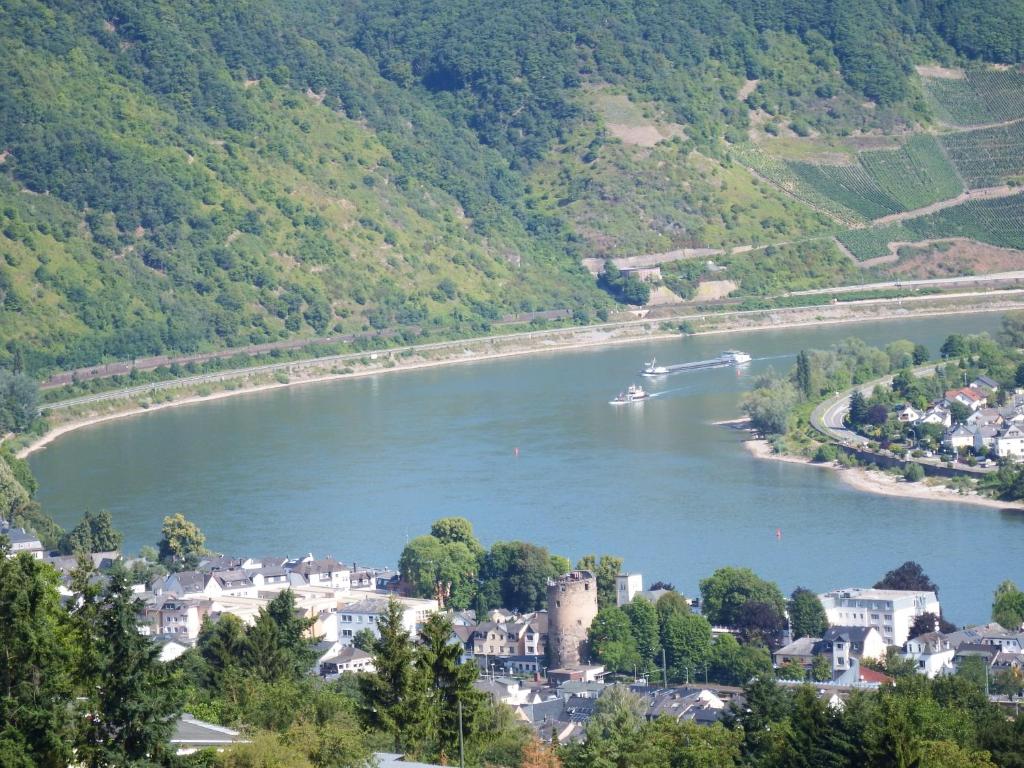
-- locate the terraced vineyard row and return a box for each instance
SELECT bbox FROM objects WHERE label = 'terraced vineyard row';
[940,121,1024,187]
[838,194,1024,260]
[859,135,963,210]
[730,145,865,223]
[923,68,1024,126]
[788,161,903,220]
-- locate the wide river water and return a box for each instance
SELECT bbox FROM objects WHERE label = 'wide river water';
[31,313,1024,624]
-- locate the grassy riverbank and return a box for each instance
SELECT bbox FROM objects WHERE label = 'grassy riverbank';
[16,291,1024,460]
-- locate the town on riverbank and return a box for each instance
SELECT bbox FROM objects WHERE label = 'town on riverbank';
[739,309,1024,509]
[3,510,1023,765]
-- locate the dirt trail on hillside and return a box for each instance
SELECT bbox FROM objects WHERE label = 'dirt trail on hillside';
[872,185,1024,226]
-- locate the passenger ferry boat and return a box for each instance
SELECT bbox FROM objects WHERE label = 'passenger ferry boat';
[610,384,649,405]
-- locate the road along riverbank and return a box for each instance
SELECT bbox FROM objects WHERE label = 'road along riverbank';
[17,290,1024,460]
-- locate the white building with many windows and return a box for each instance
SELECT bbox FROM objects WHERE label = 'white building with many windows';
[817,588,940,647]
[336,596,439,645]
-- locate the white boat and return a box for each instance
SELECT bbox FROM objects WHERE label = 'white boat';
[723,350,752,364]
[610,384,649,405]
[640,358,670,376]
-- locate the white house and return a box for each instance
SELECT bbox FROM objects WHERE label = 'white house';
[155,598,212,639]
[818,588,941,647]
[615,573,644,607]
[291,558,351,591]
[973,424,1000,452]
[902,632,955,678]
[206,570,257,599]
[971,375,999,393]
[945,387,986,411]
[2,525,44,559]
[995,423,1024,458]
[337,596,439,645]
[159,571,209,599]
[897,405,923,423]
[320,647,375,678]
[919,406,952,428]
[943,424,975,451]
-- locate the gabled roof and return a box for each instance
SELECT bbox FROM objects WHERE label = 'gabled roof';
[857,666,893,685]
[212,570,254,588]
[291,557,349,575]
[171,714,245,748]
[166,571,207,594]
[823,626,877,644]
[322,647,372,666]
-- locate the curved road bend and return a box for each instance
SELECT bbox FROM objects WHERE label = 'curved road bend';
[810,365,940,445]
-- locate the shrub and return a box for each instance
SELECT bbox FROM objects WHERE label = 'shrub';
[813,444,838,463]
[903,462,925,482]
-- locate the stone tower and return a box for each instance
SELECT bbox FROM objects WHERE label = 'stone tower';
[547,570,599,668]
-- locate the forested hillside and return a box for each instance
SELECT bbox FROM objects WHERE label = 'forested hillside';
[2,0,1022,376]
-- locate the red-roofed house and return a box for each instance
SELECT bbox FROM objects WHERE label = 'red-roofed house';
[857,666,894,686]
[944,388,986,411]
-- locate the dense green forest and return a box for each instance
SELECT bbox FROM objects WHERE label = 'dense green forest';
[2,0,1023,376]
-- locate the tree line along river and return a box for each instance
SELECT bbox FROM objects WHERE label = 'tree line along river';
[30,312,1023,625]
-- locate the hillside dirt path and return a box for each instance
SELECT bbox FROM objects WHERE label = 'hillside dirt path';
[871,185,1024,226]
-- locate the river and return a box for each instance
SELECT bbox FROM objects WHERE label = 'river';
[30,313,1024,624]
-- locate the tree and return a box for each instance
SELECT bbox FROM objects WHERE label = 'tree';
[75,568,184,766]
[419,613,484,763]
[623,596,661,668]
[707,635,772,686]
[429,517,484,556]
[811,655,832,682]
[992,580,1024,630]
[941,335,967,359]
[912,344,930,365]
[359,599,431,754]
[949,401,971,425]
[400,534,480,608]
[352,628,377,652]
[661,611,712,682]
[795,350,813,398]
[999,311,1024,349]
[575,554,623,610]
[0,544,76,767]
[735,601,785,648]
[874,561,938,595]
[743,380,799,435]
[58,510,123,555]
[699,567,787,629]
[588,607,640,673]
[0,369,39,433]
[784,685,851,768]
[789,588,828,640]
[477,541,559,613]
[904,462,926,482]
[586,685,647,742]
[849,390,868,427]
[158,513,207,570]
[908,613,955,640]
[520,736,561,768]
[197,613,247,688]
[866,403,889,426]
[919,740,997,768]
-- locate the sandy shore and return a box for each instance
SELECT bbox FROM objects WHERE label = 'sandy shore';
[16,295,1024,460]
[743,437,1024,510]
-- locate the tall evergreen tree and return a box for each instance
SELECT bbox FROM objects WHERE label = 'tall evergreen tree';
[623,596,662,669]
[795,350,813,398]
[0,544,76,768]
[848,390,868,427]
[418,612,484,763]
[359,599,432,754]
[76,570,183,766]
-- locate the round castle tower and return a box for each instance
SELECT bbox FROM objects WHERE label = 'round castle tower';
[547,570,599,669]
